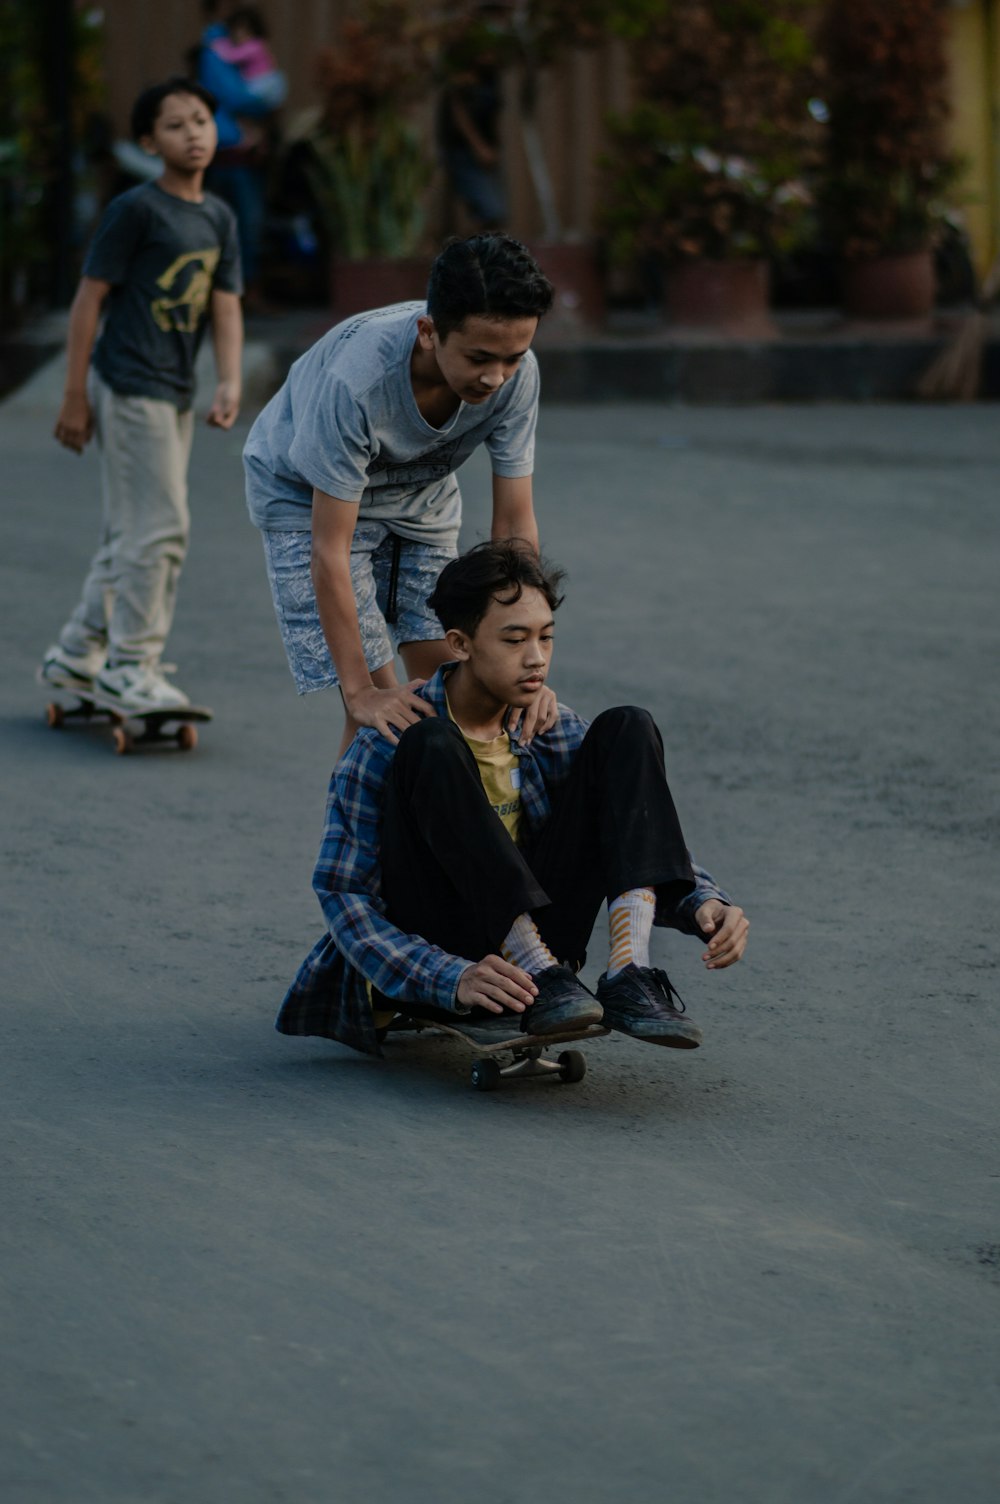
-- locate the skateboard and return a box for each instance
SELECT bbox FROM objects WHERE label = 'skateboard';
[381,1013,610,1091]
[43,693,213,755]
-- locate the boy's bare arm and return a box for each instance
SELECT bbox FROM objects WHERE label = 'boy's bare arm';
[311,489,432,744]
[207,288,242,429]
[54,277,110,454]
[491,474,538,552]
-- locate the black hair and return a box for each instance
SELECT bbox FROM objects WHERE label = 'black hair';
[428,540,565,637]
[131,77,217,141]
[227,6,268,38]
[426,234,555,340]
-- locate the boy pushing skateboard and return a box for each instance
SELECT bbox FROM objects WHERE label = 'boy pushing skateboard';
[243,233,555,754]
[278,542,749,1060]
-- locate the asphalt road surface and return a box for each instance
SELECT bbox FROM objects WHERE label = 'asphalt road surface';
[2,379,998,1503]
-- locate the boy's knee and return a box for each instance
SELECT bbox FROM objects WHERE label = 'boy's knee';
[589,705,657,742]
[398,715,463,752]
[393,716,467,786]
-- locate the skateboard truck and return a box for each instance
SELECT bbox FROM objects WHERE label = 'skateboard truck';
[470,1042,590,1092]
[44,695,212,754]
[384,1013,606,1091]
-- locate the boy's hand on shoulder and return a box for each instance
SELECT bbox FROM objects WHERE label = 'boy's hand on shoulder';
[696,899,749,970]
[344,680,433,746]
[54,393,94,454]
[509,684,558,744]
[206,381,240,429]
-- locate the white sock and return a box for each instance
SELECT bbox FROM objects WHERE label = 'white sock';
[606,888,656,976]
[501,912,558,976]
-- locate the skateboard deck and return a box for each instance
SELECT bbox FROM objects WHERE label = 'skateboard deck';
[382,1013,609,1091]
[44,693,212,755]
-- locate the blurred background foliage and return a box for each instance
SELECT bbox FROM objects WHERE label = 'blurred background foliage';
[822,0,959,260]
[0,0,980,322]
[0,0,105,327]
[304,2,436,259]
[599,1,826,264]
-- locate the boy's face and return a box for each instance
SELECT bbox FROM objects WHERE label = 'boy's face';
[447,586,555,711]
[143,92,218,172]
[418,314,538,405]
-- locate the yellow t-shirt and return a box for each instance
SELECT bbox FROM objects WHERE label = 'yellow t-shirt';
[447,698,523,846]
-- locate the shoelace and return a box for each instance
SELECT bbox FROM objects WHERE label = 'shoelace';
[645,968,687,1014]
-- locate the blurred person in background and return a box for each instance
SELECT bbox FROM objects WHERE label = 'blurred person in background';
[437,12,508,232]
[194,3,283,307]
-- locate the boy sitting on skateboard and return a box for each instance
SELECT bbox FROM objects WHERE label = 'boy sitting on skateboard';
[277,542,749,1057]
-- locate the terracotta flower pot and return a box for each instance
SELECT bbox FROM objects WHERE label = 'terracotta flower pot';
[529,242,605,327]
[665,259,773,334]
[841,249,935,320]
[331,257,429,318]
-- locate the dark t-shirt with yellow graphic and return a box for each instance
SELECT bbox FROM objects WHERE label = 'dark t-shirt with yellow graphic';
[85,182,241,411]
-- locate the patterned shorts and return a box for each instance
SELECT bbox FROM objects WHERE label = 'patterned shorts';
[262,522,455,694]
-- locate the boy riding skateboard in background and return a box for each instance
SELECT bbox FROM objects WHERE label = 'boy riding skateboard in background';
[277,542,749,1059]
[40,77,243,716]
[242,233,556,756]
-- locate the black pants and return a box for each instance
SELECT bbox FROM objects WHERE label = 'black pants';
[380,707,695,972]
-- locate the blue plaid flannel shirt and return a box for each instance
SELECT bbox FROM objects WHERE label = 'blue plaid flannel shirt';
[276,666,730,1055]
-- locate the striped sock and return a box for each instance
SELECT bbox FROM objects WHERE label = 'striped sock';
[607,888,656,976]
[501,912,558,975]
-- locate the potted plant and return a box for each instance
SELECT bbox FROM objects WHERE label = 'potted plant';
[822,0,959,320]
[600,1,824,332]
[302,1,436,317]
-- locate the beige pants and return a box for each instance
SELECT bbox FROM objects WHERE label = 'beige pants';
[59,371,194,667]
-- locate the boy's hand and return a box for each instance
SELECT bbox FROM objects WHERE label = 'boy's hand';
[344,680,433,746]
[207,381,240,429]
[457,956,538,1013]
[696,899,749,970]
[54,393,94,454]
[509,684,558,744]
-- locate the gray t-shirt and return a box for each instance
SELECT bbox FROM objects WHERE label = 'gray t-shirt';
[243,302,539,544]
[85,182,242,411]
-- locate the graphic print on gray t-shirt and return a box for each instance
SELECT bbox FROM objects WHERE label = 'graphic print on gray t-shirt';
[85,182,242,410]
[367,433,463,488]
[243,303,539,545]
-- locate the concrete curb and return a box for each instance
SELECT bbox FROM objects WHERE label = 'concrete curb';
[530,332,1000,403]
[8,316,998,411]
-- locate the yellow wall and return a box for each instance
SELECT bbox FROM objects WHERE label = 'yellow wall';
[947,0,1000,274]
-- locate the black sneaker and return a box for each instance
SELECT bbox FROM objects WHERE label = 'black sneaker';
[596,964,702,1048]
[522,965,604,1035]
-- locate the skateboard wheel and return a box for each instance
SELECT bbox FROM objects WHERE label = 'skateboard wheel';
[176,723,198,751]
[558,1050,587,1084]
[471,1058,502,1092]
[111,725,130,756]
[46,703,65,729]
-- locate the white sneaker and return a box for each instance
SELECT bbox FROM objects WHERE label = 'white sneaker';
[37,643,106,695]
[92,663,191,714]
